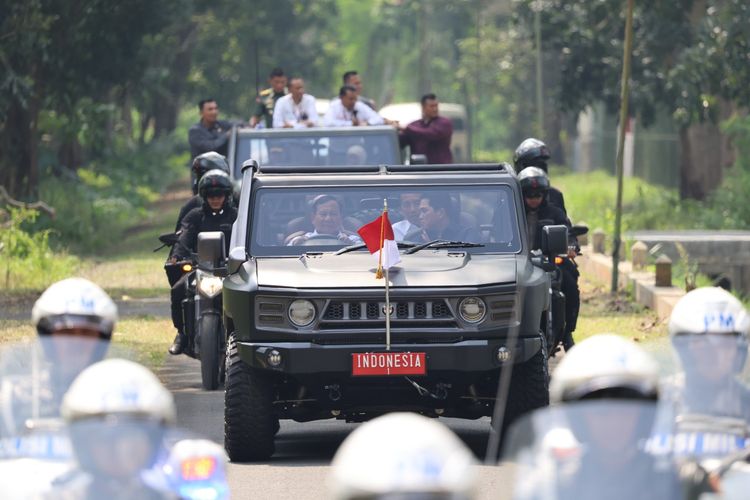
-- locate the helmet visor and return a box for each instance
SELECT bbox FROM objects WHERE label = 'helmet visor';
[37,314,114,338]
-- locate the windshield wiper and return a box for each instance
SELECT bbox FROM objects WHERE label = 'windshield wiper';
[334,241,416,255]
[404,240,484,255]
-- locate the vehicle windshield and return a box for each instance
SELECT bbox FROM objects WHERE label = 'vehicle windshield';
[248,184,521,257]
[234,129,399,177]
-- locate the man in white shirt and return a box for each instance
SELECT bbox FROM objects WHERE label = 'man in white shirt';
[273,77,318,128]
[323,86,385,127]
[392,192,422,241]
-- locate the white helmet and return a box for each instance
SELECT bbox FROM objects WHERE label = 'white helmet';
[32,277,118,337]
[549,334,660,404]
[329,413,477,500]
[61,359,176,424]
[668,287,750,338]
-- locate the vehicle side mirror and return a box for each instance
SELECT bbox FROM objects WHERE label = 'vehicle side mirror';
[410,154,428,165]
[228,246,247,275]
[541,225,568,257]
[197,232,227,275]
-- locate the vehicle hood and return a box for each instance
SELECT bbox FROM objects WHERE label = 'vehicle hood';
[255,252,516,288]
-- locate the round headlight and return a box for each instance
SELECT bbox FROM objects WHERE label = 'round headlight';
[459,297,486,324]
[288,299,316,327]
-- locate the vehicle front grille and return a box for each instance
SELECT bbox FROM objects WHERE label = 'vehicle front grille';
[322,299,454,324]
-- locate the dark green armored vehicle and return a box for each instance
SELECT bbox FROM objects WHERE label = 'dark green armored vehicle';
[201,161,567,461]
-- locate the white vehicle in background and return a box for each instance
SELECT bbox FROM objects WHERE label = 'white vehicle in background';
[379,102,470,162]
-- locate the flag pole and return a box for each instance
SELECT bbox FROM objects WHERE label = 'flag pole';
[383,198,391,351]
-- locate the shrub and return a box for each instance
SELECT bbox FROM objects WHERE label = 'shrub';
[0,208,78,290]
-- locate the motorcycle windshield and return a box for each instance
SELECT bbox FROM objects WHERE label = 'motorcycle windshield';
[652,335,750,460]
[500,400,682,500]
[0,339,230,500]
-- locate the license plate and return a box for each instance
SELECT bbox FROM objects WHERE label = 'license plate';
[352,352,426,376]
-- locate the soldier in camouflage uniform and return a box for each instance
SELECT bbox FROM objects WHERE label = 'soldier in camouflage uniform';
[250,67,287,129]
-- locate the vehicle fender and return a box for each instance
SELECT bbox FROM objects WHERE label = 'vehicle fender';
[222,259,257,342]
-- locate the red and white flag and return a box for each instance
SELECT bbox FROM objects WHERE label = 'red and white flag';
[357,211,401,278]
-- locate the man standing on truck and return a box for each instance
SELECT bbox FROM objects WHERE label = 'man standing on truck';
[188,99,233,160]
[342,70,376,110]
[250,67,288,128]
[399,93,453,164]
[324,86,385,127]
[273,77,318,128]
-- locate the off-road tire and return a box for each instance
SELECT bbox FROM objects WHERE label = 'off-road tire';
[502,347,550,431]
[224,333,276,461]
[199,314,221,391]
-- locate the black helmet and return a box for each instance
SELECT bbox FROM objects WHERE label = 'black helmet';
[514,138,550,172]
[192,152,229,181]
[518,167,550,197]
[198,169,232,201]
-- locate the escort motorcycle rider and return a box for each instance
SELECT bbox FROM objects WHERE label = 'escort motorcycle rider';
[667,287,750,421]
[329,412,477,500]
[0,278,118,435]
[168,170,237,355]
[526,334,682,500]
[514,137,567,215]
[518,167,579,351]
[165,152,231,287]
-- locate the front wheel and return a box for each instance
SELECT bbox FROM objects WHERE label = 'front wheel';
[501,347,550,431]
[224,334,277,461]
[199,314,222,391]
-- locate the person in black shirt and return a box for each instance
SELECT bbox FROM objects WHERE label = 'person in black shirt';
[519,167,580,351]
[168,170,237,355]
[188,99,234,191]
[417,192,479,242]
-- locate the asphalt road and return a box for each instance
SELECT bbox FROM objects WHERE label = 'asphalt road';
[161,354,515,500]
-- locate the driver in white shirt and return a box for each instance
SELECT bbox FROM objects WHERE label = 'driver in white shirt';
[323,85,384,127]
[273,77,318,128]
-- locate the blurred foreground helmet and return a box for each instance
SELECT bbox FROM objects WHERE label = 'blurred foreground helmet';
[192,152,230,182]
[198,169,233,201]
[32,277,118,338]
[550,334,660,404]
[517,167,550,198]
[329,412,477,500]
[62,358,176,424]
[513,138,550,172]
[668,287,750,339]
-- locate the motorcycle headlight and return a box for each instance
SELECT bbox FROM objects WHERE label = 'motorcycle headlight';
[288,299,316,327]
[197,276,223,298]
[458,297,486,324]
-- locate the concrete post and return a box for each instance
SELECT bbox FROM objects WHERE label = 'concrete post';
[631,241,648,270]
[577,221,588,247]
[655,254,672,287]
[592,229,606,254]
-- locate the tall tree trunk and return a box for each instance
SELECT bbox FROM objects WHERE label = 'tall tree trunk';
[0,97,36,199]
[153,24,197,137]
[679,100,736,199]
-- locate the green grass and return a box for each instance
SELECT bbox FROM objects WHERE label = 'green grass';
[574,275,667,343]
[0,317,170,368]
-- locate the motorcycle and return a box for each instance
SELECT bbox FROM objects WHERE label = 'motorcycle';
[156,230,228,391]
[534,223,587,357]
[501,399,683,500]
[0,339,230,499]
[647,334,750,498]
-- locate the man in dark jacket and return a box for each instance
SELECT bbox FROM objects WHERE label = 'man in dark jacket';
[188,99,233,161]
[168,170,237,355]
[514,137,567,215]
[399,94,453,164]
[519,167,579,351]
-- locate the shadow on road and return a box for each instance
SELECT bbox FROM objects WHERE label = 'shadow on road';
[160,354,495,464]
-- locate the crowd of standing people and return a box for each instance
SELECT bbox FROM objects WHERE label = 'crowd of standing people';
[188,67,455,165]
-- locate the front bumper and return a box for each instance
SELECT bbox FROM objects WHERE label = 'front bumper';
[238,336,542,374]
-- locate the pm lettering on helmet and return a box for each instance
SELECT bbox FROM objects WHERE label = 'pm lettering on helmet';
[704,313,735,332]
